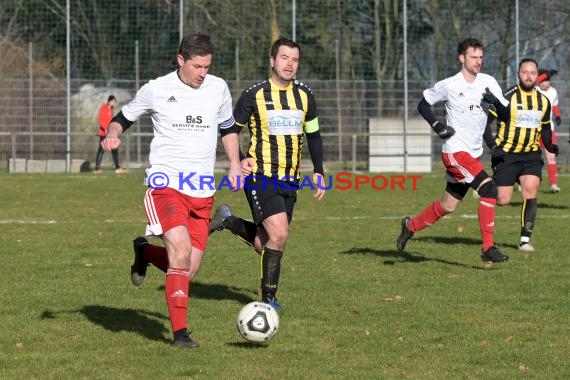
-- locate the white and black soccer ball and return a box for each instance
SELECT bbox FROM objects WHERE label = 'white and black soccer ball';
[236,302,279,343]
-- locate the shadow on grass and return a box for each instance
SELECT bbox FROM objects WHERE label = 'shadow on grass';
[414,236,481,246]
[507,200,568,209]
[155,282,256,304]
[341,247,486,270]
[408,236,518,250]
[226,341,269,349]
[40,306,170,343]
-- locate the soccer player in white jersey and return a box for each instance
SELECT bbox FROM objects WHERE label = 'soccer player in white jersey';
[536,69,562,193]
[396,38,510,263]
[101,33,241,348]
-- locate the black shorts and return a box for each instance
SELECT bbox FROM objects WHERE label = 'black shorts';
[243,176,298,225]
[492,151,543,186]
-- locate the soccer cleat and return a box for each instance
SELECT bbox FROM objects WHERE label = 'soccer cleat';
[518,242,535,252]
[480,246,509,262]
[209,204,232,234]
[131,237,149,286]
[550,184,561,193]
[93,168,103,174]
[172,329,200,348]
[263,299,282,313]
[396,216,414,252]
[114,167,128,174]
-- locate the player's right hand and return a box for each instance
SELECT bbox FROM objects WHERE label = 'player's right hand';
[544,143,559,156]
[432,121,455,139]
[100,136,121,150]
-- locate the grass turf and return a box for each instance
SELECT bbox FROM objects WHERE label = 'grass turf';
[0,170,568,379]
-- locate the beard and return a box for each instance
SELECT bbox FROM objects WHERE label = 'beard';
[519,81,535,92]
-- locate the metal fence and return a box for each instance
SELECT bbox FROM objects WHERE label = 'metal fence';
[1,0,569,173]
[3,128,570,175]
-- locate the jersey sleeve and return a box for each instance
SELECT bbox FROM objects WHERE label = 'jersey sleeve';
[121,81,155,122]
[218,82,235,130]
[303,89,319,133]
[551,88,559,107]
[233,89,256,127]
[422,79,448,105]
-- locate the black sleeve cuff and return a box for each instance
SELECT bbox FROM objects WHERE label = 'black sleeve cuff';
[110,111,135,132]
[306,130,324,175]
[220,124,239,137]
[417,97,438,126]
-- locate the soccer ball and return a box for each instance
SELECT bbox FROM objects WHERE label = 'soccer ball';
[236,302,279,343]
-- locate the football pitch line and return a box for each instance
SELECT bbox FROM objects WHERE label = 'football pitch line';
[2,213,570,225]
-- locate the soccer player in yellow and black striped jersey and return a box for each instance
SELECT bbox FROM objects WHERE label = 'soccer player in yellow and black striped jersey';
[484,58,559,251]
[209,38,326,311]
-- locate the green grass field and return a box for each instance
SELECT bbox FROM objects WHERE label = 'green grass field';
[0,170,568,379]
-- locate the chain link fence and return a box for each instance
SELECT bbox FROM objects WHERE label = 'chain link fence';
[1,0,569,172]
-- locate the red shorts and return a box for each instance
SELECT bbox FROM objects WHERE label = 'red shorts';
[441,151,484,184]
[144,187,213,251]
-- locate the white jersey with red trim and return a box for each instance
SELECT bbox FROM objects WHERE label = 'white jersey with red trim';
[536,85,559,130]
[423,72,507,157]
[121,71,234,197]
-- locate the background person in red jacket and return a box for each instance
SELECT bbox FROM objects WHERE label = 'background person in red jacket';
[94,95,127,173]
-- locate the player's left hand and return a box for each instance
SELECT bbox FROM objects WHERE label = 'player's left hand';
[555,116,561,126]
[545,143,559,156]
[482,87,497,105]
[312,173,326,200]
[240,157,254,177]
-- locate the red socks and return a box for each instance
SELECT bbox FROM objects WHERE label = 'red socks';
[165,268,190,333]
[143,244,169,273]
[478,197,496,251]
[547,163,558,187]
[409,201,445,232]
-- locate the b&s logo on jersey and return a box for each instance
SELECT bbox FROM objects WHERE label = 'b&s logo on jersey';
[173,114,210,132]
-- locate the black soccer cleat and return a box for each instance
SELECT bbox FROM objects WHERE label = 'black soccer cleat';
[209,204,232,235]
[172,329,200,349]
[480,246,509,263]
[396,216,414,252]
[131,237,149,286]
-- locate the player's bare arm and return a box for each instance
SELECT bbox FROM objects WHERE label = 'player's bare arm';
[220,131,242,191]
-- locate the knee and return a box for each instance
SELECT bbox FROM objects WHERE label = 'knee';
[440,201,458,214]
[496,192,511,206]
[267,229,288,250]
[167,245,192,268]
[477,181,497,199]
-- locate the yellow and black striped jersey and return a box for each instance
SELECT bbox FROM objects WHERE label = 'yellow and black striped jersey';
[491,84,551,153]
[233,78,319,180]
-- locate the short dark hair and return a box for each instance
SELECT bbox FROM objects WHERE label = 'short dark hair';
[107,95,116,103]
[518,57,538,71]
[178,33,213,61]
[270,38,301,60]
[457,38,484,55]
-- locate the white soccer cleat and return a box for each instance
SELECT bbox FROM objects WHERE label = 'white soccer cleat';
[550,184,561,193]
[518,243,535,252]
